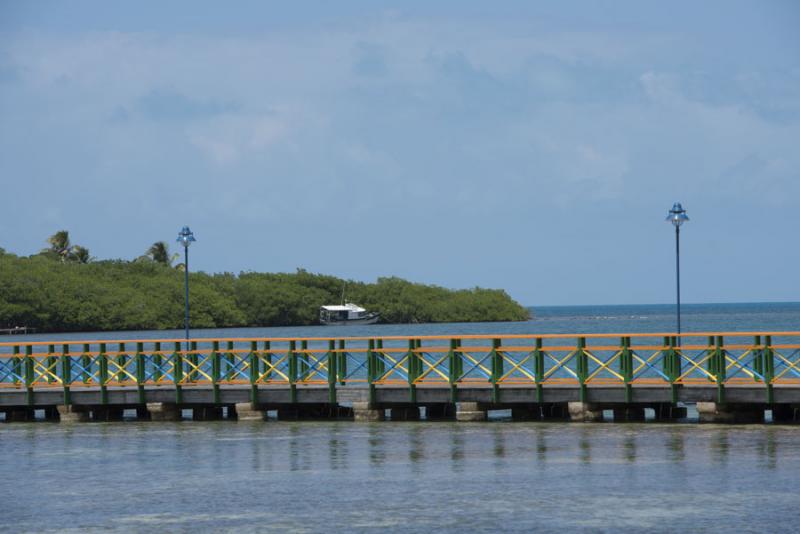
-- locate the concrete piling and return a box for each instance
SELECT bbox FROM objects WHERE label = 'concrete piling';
[146,403,181,422]
[568,402,604,422]
[235,402,265,421]
[456,402,487,422]
[697,402,764,424]
[57,405,90,423]
[353,401,384,422]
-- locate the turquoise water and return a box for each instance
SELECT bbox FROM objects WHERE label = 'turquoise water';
[2,303,800,532]
[5,302,800,344]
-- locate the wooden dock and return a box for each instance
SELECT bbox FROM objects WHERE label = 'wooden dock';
[1,331,798,423]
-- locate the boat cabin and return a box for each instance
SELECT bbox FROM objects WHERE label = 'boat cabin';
[319,303,371,322]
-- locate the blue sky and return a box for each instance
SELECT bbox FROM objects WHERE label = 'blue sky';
[1,1,798,306]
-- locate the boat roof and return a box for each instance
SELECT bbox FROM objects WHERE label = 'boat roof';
[320,303,366,312]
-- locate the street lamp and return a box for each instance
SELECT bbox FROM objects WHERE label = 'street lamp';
[666,203,689,343]
[176,226,196,340]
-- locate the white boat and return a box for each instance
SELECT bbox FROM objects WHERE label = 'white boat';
[319,303,380,326]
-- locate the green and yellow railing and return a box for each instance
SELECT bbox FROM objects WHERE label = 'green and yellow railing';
[1,332,799,405]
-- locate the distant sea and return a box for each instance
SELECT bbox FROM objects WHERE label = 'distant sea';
[4,301,800,344]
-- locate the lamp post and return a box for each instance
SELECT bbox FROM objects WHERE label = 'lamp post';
[666,203,689,344]
[176,226,196,340]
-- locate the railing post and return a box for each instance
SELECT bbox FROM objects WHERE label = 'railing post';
[263,340,272,382]
[716,336,725,404]
[61,344,71,406]
[118,343,127,384]
[577,337,587,403]
[367,339,376,406]
[621,337,632,403]
[82,343,91,384]
[250,340,258,405]
[174,341,183,405]
[11,345,20,386]
[376,338,385,378]
[136,342,145,405]
[534,337,544,403]
[706,336,715,380]
[225,341,234,382]
[153,342,162,383]
[300,340,308,381]
[448,338,458,403]
[288,340,297,403]
[669,336,679,404]
[753,335,763,380]
[25,345,34,407]
[337,339,346,386]
[662,336,672,377]
[327,340,336,405]
[455,338,464,379]
[764,335,774,404]
[99,343,108,405]
[211,341,220,404]
[491,338,502,404]
[407,339,417,403]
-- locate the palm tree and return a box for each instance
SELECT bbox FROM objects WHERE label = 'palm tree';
[45,230,72,262]
[146,241,179,267]
[69,245,93,264]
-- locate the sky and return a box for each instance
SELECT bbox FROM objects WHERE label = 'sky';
[0,1,798,306]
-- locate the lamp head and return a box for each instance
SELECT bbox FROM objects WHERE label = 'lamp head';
[666,202,689,227]
[176,226,196,248]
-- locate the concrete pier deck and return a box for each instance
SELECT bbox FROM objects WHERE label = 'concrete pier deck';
[2,331,799,424]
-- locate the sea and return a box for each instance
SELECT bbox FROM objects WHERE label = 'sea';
[2,302,800,532]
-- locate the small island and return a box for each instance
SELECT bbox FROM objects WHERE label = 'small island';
[0,232,531,333]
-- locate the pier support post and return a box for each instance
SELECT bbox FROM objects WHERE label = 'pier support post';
[389,407,420,421]
[542,403,569,420]
[613,407,645,422]
[425,404,456,420]
[192,406,223,421]
[696,402,764,424]
[3,408,35,422]
[653,404,688,420]
[511,406,541,421]
[277,404,344,420]
[353,401,384,422]
[456,402,487,422]
[568,402,604,422]
[92,407,124,422]
[235,402,265,421]
[147,402,181,422]
[771,405,798,423]
[57,405,90,423]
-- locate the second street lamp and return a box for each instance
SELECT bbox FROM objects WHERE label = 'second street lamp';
[666,203,689,345]
[177,226,196,340]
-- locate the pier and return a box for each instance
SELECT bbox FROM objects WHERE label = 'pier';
[1,331,799,424]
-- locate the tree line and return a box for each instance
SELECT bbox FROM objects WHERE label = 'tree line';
[0,231,531,333]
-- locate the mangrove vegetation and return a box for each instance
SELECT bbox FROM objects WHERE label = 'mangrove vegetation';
[0,232,531,333]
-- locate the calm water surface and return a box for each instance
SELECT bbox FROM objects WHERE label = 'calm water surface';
[3,422,800,532]
[3,303,799,532]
